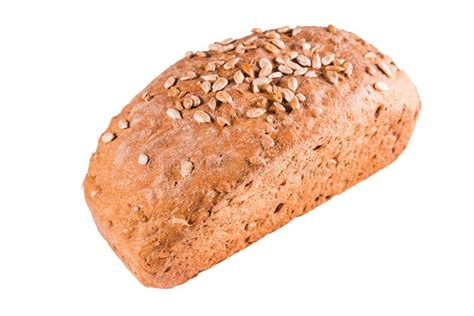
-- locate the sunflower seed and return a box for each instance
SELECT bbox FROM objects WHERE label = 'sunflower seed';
[216,116,231,127]
[205,63,216,72]
[305,70,318,78]
[101,132,115,143]
[258,57,272,68]
[118,119,129,129]
[292,27,303,36]
[296,55,311,67]
[265,31,280,39]
[252,77,271,86]
[276,55,290,64]
[216,91,233,103]
[164,76,176,89]
[170,218,190,226]
[209,43,223,51]
[222,44,234,52]
[325,71,339,84]
[286,60,302,70]
[268,71,283,79]
[288,77,298,92]
[190,95,201,106]
[195,51,207,57]
[183,96,194,109]
[325,65,346,72]
[312,53,322,69]
[244,35,258,45]
[321,53,335,66]
[344,62,353,77]
[166,108,182,120]
[168,88,180,98]
[270,38,285,49]
[208,97,217,110]
[194,110,211,123]
[289,51,299,59]
[281,88,295,102]
[175,100,184,111]
[277,26,291,33]
[199,81,211,94]
[233,70,244,84]
[302,42,311,51]
[178,90,187,98]
[264,42,280,55]
[251,27,262,34]
[220,38,235,45]
[296,93,306,102]
[258,57,273,77]
[377,61,393,78]
[142,92,153,101]
[290,97,301,110]
[266,115,275,124]
[364,52,377,59]
[235,43,246,54]
[261,134,275,149]
[246,108,266,118]
[272,102,286,112]
[201,74,218,81]
[278,64,293,74]
[180,71,197,81]
[294,67,308,76]
[184,51,194,58]
[374,81,389,91]
[138,153,149,165]
[180,160,194,177]
[212,77,228,92]
[366,65,377,75]
[224,57,240,70]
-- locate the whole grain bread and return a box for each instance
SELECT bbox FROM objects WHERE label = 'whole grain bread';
[83,25,421,288]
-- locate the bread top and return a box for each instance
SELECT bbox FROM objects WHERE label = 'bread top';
[84,25,416,251]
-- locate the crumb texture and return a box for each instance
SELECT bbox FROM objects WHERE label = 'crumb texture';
[83,25,421,288]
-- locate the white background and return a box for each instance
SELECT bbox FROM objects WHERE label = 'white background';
[1,0,473,315]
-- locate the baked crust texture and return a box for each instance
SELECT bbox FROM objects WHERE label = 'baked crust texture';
[83,25,421,288]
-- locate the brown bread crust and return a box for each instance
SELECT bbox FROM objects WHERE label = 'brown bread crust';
[83,26,421,288]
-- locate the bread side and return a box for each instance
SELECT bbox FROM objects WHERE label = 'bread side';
[83,26,421,288]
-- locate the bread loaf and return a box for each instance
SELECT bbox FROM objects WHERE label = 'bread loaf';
[83,25,421,288]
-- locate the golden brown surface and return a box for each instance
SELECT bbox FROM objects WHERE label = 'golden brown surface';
[83,25,421,288]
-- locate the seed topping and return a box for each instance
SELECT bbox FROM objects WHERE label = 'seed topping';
[287,77,298,92]
[164,76,176,89]
[216,91,233,104]
[180,160,194,177]
[377,61,393,78]
[166,108,182,120]
[246,108,266,118]
[212,77,228,92]
[180,71,197,81]
[101,132,115,143]
[223,57,240,70]
[374,81,389,91]
[138,153,149,165]
[194,110,211,123]
[118,119,129,129]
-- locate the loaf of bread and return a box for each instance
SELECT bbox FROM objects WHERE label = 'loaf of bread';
[83,25,420,288]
